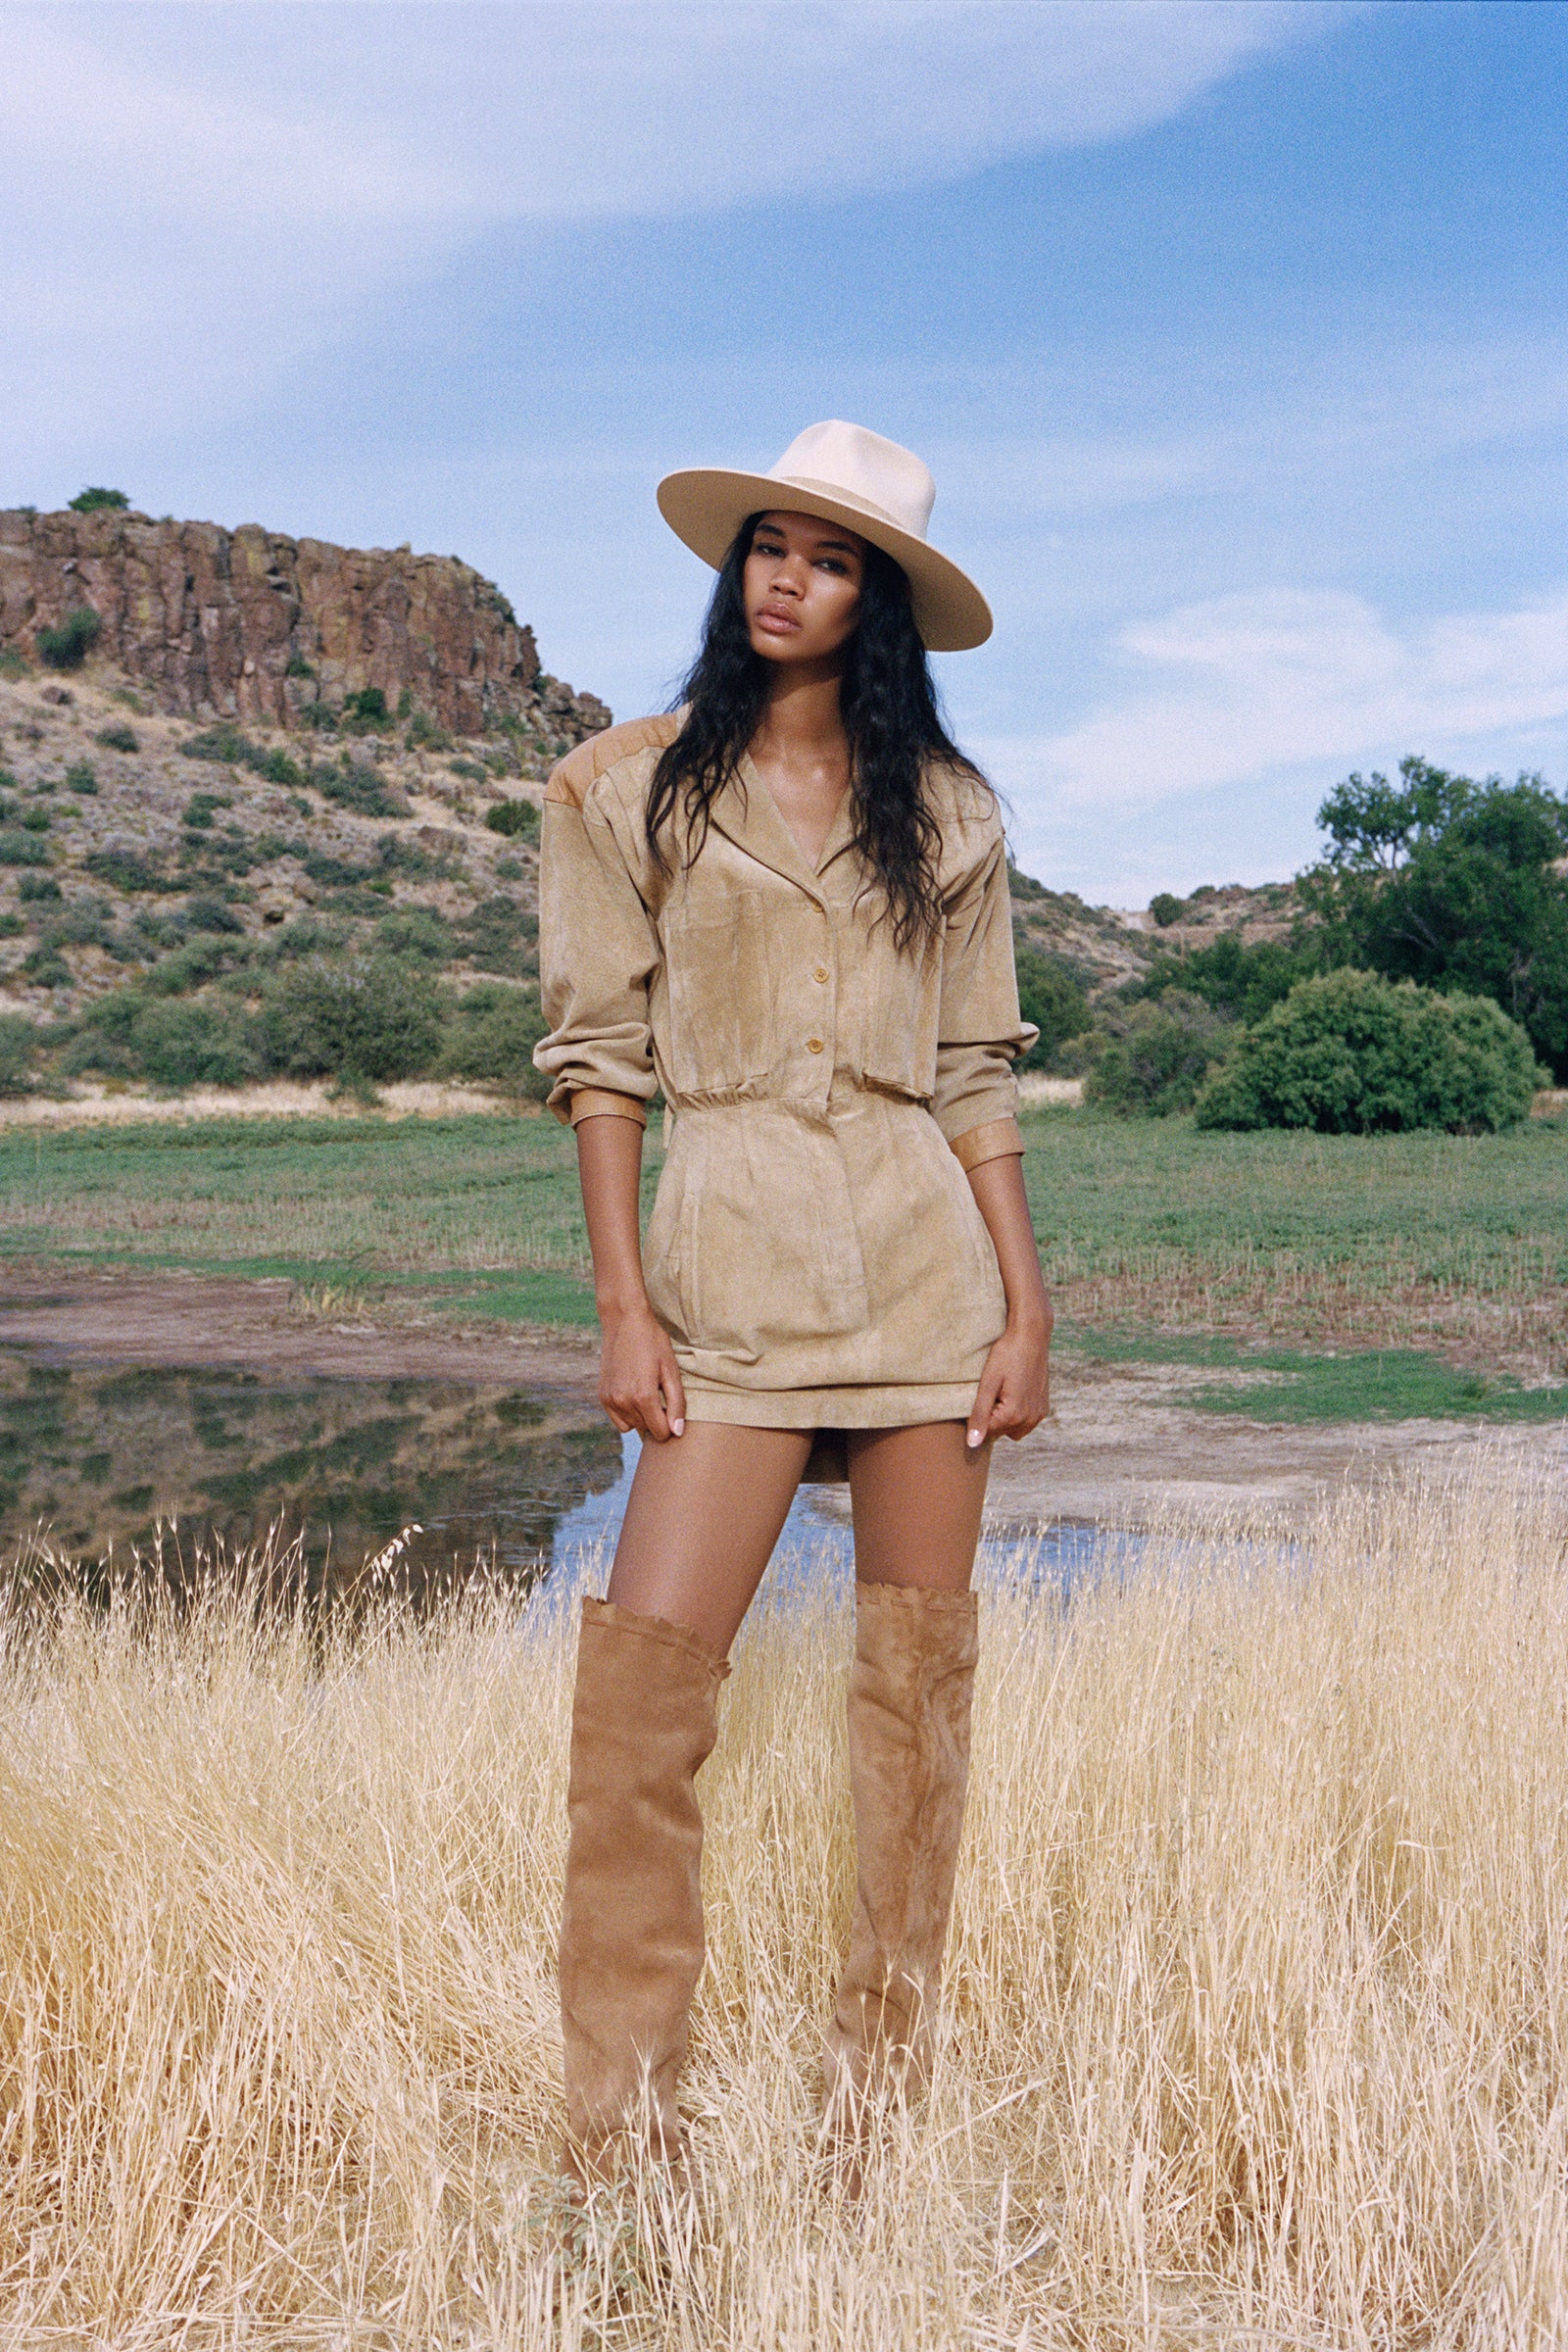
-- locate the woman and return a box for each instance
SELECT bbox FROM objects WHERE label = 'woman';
[535,419,1052,2183]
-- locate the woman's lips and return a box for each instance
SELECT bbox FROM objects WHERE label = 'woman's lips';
[755,606,802,634]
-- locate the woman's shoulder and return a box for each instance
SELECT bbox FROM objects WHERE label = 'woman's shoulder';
[546,712,682,811]
[923,755,1003,854]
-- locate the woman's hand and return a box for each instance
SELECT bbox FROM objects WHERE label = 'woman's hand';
[963,1149,1054,1448]
[599,1299,687,1444]
[966,1314,1051,1447]
[573,1110,687,1444]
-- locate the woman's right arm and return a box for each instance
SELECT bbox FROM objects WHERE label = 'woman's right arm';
[575,1112,687,1443]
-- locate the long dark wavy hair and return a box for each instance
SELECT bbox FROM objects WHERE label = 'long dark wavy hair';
[646,514,989,950]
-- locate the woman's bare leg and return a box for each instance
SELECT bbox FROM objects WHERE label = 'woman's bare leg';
[846,1421,991,1590]
[606,1421,814,1653]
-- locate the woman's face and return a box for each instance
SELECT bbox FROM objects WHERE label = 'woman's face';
[743,510,865,668]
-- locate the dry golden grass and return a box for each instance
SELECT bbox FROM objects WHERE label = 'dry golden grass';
[3,1467,1567,2347]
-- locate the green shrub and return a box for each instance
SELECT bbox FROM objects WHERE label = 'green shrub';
[22,948,72,989]
[21,808,51,834]
[130,998,265,1091]
[285,655,316,680]
[297,703,338,734]
[0,1015,42,1096]
[68,487,129,513]
[438,982,550,1097]
[1013,947,1091,1070]
[342,687,392,735]
[0,650,29,681]
[0,831,51,867]
[405,710,452,754]
[83,846,172,893]
[262,956,442,1084]
[181,724,260,767]
[258,748,305,789]
[484,797,540,843]
[183,894,245,936]
[183,791,229,830]
[0,913,24,938]
[1085,993,1238,1117]
[95,724,138,754]
[450,759,488,785]
[19,875,61,904]
[316,762,407,819]
[1194,969,1540,1135]
[374,907,453,964]
[35,607,102,669]
[1150,892,1185,928]
[65,760,98,794]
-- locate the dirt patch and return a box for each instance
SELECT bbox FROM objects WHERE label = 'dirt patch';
[0,1263,600,1395]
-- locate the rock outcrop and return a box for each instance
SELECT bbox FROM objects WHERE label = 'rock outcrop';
[0,507,611,741]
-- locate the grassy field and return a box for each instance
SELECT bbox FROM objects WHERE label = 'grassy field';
[7,1102,1566,1402]
[3,1465,1566,2347]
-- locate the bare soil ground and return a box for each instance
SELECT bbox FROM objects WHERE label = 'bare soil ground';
[5,1263,1563,1536]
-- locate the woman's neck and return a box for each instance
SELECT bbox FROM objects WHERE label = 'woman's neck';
[751,662,848,772]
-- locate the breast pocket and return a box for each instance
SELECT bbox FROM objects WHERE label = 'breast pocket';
[663,889,772,1100]
[858,928,944,1102]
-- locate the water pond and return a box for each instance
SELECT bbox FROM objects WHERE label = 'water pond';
[0,1343,1120,1606]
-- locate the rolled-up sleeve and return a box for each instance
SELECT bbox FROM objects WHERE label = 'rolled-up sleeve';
[930,828,1037,1168]
[533,795,661,1128]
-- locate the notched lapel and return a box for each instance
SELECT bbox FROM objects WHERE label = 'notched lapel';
[707,756,831,902]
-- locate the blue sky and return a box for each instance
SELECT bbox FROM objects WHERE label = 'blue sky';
[5,1,1567,904]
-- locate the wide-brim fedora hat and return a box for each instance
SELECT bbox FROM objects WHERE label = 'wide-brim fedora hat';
[657,419,992,653]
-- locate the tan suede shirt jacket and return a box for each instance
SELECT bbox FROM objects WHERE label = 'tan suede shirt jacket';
[534,714,1037,1429]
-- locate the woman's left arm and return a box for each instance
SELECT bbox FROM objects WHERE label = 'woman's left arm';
[964,1153,1053,1448]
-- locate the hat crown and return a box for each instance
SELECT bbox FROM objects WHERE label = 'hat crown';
[765,420,936,544]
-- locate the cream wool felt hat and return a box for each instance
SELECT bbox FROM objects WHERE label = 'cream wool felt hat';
[657,419,993,653]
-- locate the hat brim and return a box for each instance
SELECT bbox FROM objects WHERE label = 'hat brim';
[656,467,993,653]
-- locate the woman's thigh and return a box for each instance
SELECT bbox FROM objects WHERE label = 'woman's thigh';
[606,1421,814,1654]
[846,1421,992,1592]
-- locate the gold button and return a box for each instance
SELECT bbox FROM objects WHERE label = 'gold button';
[807,1037,825,1054]
[813,965,830,983]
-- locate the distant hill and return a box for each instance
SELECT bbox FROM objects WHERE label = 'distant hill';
[0,507,1300,1090]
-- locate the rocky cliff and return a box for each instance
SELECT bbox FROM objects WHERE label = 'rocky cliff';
[0,507,610,741]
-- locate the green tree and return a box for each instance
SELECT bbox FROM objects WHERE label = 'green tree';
[262,956,442,1085]
[1298,757,1568,1077]
[68,487,130,513]
[1013,946,1091,1069]
[1084,992,1236,1117]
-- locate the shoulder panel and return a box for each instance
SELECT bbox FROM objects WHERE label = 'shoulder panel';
[546,712,682,808]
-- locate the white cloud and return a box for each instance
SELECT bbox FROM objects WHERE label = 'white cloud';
[0,1,1338,461]
[981,583,1568,819]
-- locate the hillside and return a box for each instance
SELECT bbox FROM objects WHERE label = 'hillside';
[0,504,1304,1100]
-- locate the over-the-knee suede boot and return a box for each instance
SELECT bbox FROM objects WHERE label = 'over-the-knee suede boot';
[824,1582,979,2111]
[559,1596,729,2181]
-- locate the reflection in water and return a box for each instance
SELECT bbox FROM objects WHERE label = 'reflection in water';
[0,1347,622,1603]
[1,1349,1126,1612]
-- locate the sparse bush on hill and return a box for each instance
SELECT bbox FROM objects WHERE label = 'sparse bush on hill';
[19,875,61,903]
[317,762,407,820]
[95,724,138,755]
[35,607,102,670]
[65,760,97,795]
[482,797,540,843]
[128,998,266,1092]
[0,830,52,868]
[0,649,28,681]
[1085,991,1238,1117]
[342,687,392,734]
[67,486,130,512]
[1149,891,1185,927]
[262,956,443,1086]
[1195,969,1540,1135]
[404,710,453,754]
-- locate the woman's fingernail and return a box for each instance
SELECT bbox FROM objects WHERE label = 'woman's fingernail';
[671,1417,685,1435]
[967,1429,982,1448]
